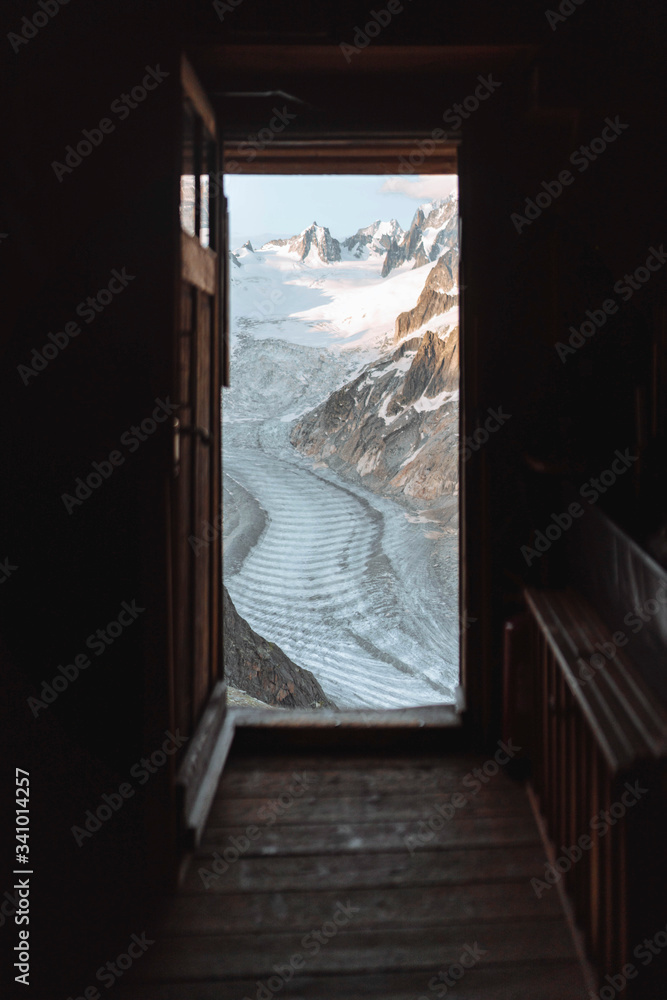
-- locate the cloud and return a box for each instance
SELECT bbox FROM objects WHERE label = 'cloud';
[381,175,458,201]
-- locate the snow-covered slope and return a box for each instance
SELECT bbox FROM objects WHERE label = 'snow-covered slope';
[229,193,459,353]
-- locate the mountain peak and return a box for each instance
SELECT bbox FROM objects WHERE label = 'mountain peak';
[343,218,405,259]
[289,222,341,264]
[381,196,458,277]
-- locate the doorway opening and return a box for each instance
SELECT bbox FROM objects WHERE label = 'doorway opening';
[222,169,460,713]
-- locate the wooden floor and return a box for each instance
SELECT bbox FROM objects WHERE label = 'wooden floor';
[119,750,592,998]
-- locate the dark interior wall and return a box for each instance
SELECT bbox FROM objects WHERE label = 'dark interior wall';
[460,2,667,737]
[0,4,180,991]
[1,3,179,760]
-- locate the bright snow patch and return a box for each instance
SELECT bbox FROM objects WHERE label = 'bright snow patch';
[413,388,459,413]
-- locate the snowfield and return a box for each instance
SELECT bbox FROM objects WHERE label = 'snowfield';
[232,241,441,351]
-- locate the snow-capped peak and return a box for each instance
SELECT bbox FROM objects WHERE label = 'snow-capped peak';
[380,196,458,277]
[287,223,341,264]
[343,218,405,259]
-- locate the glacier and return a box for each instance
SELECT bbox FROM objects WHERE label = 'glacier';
[223,197,460,709]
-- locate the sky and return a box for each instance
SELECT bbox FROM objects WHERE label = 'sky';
[226,173,458,250]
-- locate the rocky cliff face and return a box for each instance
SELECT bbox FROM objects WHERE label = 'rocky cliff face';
[223,585,337,709]
[290,236,460,509]
[394,249,459,342]
[290,326,459,506]
[343,219,404,258]
[381,196,458,277]
[288,223,341,263]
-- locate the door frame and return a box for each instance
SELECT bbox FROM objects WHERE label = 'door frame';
[169,54,228,851]
[221,136,467,719]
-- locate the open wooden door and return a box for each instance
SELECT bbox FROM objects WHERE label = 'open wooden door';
[170,56,229,846]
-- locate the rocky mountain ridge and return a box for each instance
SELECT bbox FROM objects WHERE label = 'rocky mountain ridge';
[394,247,459,342]
[343,218,405,258]
[233,193,458,282]
[223,585,336,709]
[287,223,342,263]
[287,235,460,513]
[291,324,459,508]
[381,197,458,276]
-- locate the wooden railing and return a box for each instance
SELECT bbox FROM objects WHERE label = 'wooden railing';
[506,587,667,993]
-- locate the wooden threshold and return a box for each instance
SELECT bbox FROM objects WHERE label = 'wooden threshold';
[230,703,466,756]
[232,703,462,728]
[179,698,463,848]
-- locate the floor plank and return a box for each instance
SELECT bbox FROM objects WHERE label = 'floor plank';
[182,844,550,893]
[201,815,543,854]
[207,791,532,826]
[225,752,519,774]
[219,759,526,798]
[131,921,579,980]
[164,881,564,933]
[118,960,590,999]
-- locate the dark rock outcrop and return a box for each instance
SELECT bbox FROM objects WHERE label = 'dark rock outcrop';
[291,327,459,505]
[288,223,341,263]
[381,238,407,277]
[388,329,458,415]
[344,219,403,258]
[394,249,460,342]
[380,197,458,276]
[223,586,336,709]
